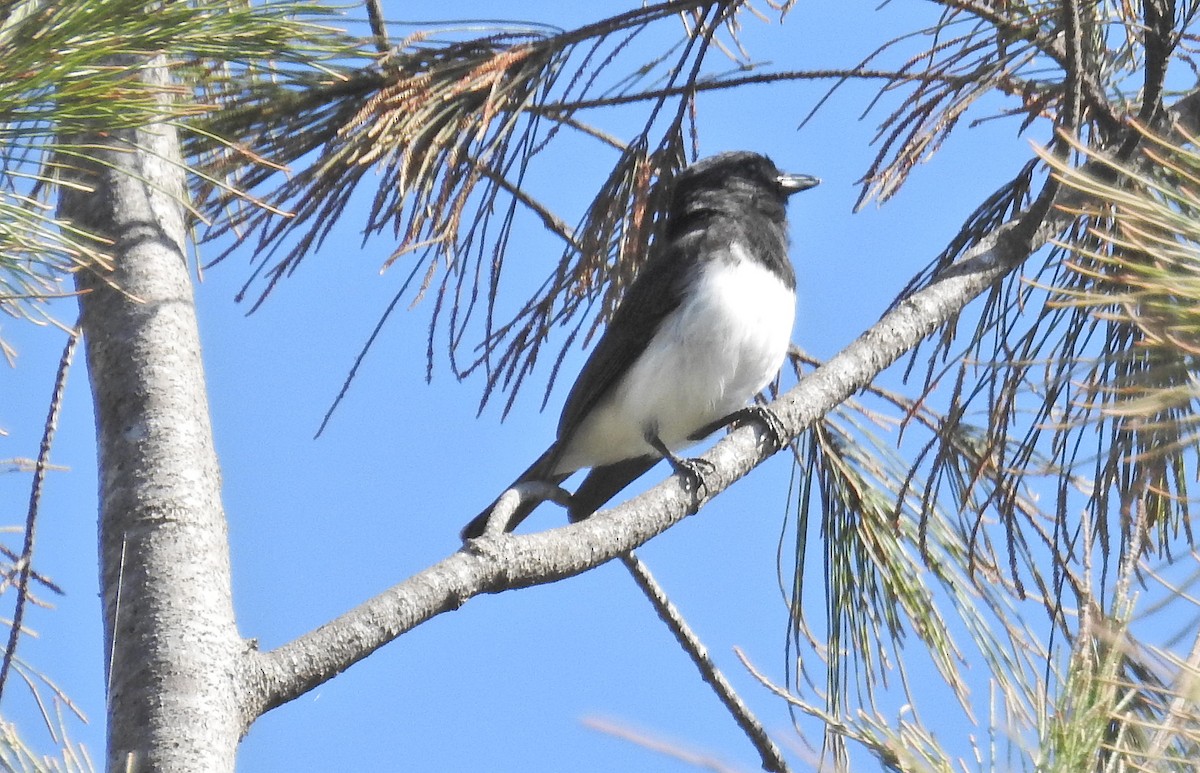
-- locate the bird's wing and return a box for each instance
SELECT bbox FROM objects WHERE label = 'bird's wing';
[555,233,702,442]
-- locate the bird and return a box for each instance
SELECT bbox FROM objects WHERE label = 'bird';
[462,151,819,540]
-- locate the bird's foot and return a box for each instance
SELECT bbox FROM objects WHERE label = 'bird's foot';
[647,432,716,513]
[728,404,789,449]
[686,405,788,449]
[667,454,717,505]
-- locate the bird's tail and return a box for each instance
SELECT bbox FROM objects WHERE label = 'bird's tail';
[567,456,660,522]
[461,444,570,540]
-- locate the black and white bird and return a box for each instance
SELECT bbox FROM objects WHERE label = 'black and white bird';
[463,151,819,539]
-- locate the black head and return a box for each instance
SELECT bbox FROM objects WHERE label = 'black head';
[668,151,819,223]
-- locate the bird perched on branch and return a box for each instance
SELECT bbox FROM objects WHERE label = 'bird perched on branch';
[463,151,819,540]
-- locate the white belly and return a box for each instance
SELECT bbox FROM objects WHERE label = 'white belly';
[555,249,795,473]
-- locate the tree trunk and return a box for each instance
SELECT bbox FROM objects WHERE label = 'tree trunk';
[58,59,245,772]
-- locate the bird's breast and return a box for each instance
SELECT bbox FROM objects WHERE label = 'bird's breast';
[556,244,795,473]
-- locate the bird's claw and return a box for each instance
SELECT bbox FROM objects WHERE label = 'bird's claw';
[735,404,789,448]
[667,454,717,510]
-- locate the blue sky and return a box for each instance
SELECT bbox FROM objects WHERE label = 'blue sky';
[1,2,1051,770]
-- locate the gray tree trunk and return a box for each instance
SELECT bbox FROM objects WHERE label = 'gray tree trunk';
[58,60,246,772]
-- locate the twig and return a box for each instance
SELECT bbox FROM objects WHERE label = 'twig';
[537,68,971,112]
[621,552,790,773]
[1142,617,1200,763]
[583,715,751,773]
[479,483,573,537]
[0,323,79,702]
[364,0,389,54]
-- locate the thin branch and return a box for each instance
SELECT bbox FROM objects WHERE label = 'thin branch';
[0,323,78,702]
[1142,614,1200,762]
[364,0,388,54]
[938,0,1124,132]
[621,552,790,773]
[582,716,751,773]
[536,67,973,111]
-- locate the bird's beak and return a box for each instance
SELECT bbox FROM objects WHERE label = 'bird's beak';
[777,173,821,195]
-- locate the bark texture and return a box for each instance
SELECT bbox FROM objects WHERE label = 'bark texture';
[59,61,245,772]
